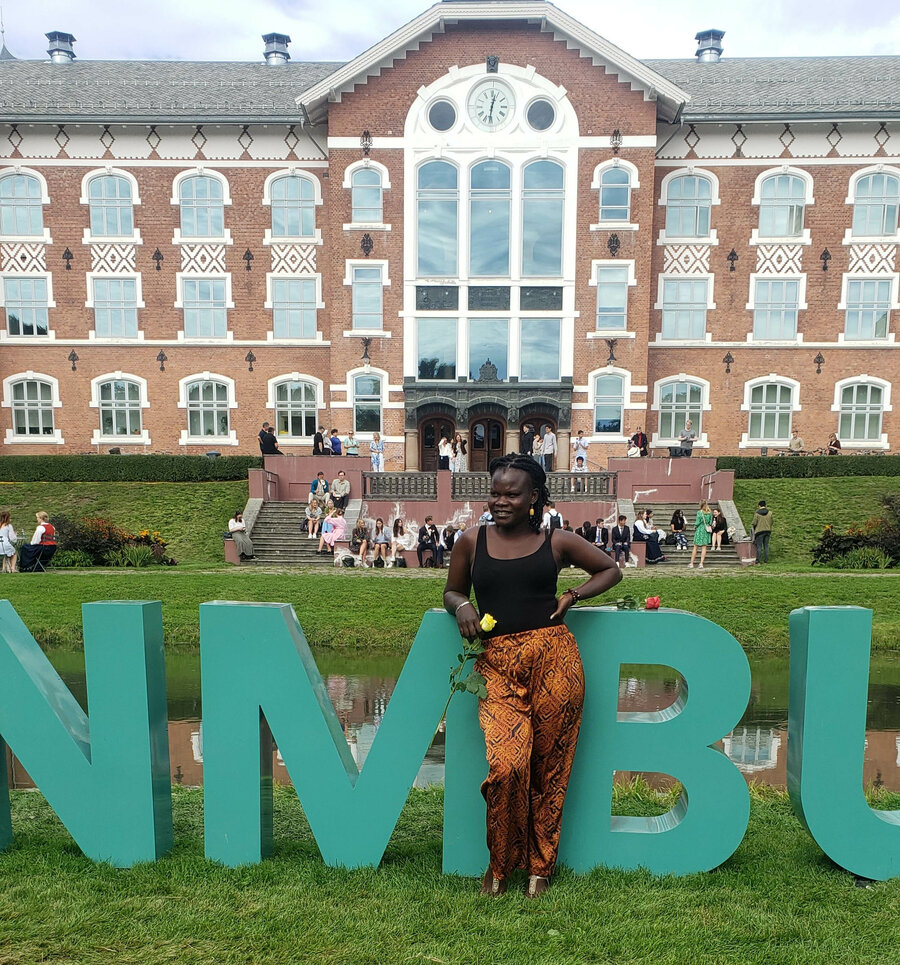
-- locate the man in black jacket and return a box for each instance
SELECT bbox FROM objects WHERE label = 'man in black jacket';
[520,424,535,457]
[576,520,596,543]
[258,422,270,452]
[313,426,327,455]
[611,515,631,565]
[417,516,444,567]
[630,426,649,457]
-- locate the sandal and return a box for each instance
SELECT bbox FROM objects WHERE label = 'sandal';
[526,875,550,899]
[480,869,506,897]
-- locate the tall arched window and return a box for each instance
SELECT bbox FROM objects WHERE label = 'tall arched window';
[271,175,316,238]
[98,379,142,437]
[351,168,383,224]
[417,161,458,276]
[599,167,631,222]
[9,379,55,437]
[274,380,317,437]
[852,173,900,237]
[839,382,884,441]
[759,174,805,237]
[469,160,511,277]
[186,379,230,437]
[594,374,625,434]
[522,159,563,276]
[0,173,43,236]
[89,175,134,236]
[179,175,224,237]
[747,382,794,441]
[659,379,704,438]
[665,175,712,238]
[353,374,382,432]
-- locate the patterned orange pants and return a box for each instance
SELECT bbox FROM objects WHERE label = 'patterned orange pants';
[476,623,585,879]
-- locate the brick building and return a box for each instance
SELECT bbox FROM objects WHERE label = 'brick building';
[1,1,897,467]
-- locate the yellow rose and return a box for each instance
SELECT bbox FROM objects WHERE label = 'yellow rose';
[479,613,497,632]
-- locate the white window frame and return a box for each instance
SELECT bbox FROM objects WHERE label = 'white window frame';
[89,371,151,446]
[177,372,238,447]
[267,374,323,444]
[654,273,715,343]
[0,273,56,341]
[739,375,802,449]
[657,167,720,246]
[170,168,233,245]
[750,167,813,246]
[586,366,641,442]
[591,159,640,232]
[263,273,325,343]
[86,272,146,340]
[588,259,637,337]
[80,168,142,244]
[650,374,711,449]
[831,375,892,449]
[175,273,234,341]
[0,167,52,243]
[837,273,898,343]
[343,159,391,231]
[329,366,401,434]
[2,370,64,445]
[746,273,807,343]
[844,165,900,244]
[262,169,323,246]
[351,370,385,435]
[343,259,390,335]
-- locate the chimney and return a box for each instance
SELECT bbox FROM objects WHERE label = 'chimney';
[694,29,724,63]
[262,33,291,66]
[46,31,76,63]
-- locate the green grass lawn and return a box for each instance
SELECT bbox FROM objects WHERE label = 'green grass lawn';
[1,785,898,965]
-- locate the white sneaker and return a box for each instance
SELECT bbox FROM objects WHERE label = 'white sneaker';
[688,563,694,568]
[698,564,704,569]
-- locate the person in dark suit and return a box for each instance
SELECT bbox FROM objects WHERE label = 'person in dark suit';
[593,518,610,552]
[313,426,327,455]
[629,427,649,457]
[417,515,444,567]
[576,520,596,543]
[258,422,270,452]
[260,426,281,455]
[611,515,631,565]
[520,424,535,457]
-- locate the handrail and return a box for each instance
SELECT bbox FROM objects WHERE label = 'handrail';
[263,469,278,502]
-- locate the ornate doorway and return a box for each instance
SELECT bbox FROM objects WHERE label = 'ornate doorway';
[469,418,505,472]
[419,417,455,472]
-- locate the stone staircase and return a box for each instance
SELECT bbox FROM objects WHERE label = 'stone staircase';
[635,502,746,569]
[246,499,363,566]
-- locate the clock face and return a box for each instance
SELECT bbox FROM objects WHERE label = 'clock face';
[468,81,515,131]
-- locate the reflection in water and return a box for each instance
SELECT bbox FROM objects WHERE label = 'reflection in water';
[5,653,900,793]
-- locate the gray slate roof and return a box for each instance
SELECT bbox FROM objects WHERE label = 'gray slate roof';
[1,55,899,123]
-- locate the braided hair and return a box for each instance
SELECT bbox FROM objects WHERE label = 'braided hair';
[488,454,550,532]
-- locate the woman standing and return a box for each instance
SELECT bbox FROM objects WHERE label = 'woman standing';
[0,511,18,572]
[453,433,468,472]
[443,455,621,898]
[827,432,842,456]
[370,431,385,472]
[689,500,713,568]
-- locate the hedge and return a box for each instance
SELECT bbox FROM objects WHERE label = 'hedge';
[0,455,262,483]
[716,455,900,479]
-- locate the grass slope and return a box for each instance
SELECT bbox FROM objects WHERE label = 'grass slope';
[1,786,898,965]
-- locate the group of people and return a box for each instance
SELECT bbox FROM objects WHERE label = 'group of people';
[0,510,58,572]
[629,502,729,567]
[518,424,559,472]
[437,434,468,471]
[787,429,842,456]
[258,422,386,471]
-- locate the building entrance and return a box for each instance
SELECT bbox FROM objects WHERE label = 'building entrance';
[469,418,505,472]
[419,418,455,472]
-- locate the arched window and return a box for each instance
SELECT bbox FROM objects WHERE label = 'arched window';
[186,379,230,437]
[594,375,624,434]
[417,161,458,276]
[747,382,794,441]
[271,175,315,238]
[351,168,383,224]
[599,167,631,222]
[179,175,224,237]
[658,379,704,439]
[665,175,711,238]
[839,382,884,441]
[9,379,55,437]
[353,374,382,432]
[0,173,43,236]
[98,379,142,437]
[274,380,317,438]
[469,159,510,277]
[89,175,134,236]
[759,174,805,238]
[852,173,900,237]
[522,159,563,276]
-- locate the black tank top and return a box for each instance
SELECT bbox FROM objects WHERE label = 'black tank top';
[472,525,559,637]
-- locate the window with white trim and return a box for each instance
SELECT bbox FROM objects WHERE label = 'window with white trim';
[10,379,55,437]
[275,380,317,438]
[351,168,383,224]
[522,159,563,276]
[753,279,799,340]
[662,278,708,340]
[89,175,134,237]
[599,167,631,222]
[417,161,458,276]
[271,175,316,238]
[759,174,805,238]
[839,383,884,441]
[98,379,142,437]
[182,279,226,338]
[852,173,899,237]
[351,265,383,330]
[272,278,316,339]
[470,159,511,277]
[4,277,49,336]
[596,266,629,330]
[594,374,624,434]
[353,374,382,432]
[747,382,793,442]
[520,318,560,381]
[93,278,138,338]
[0,174,43,236]
[844,279,891,340]
[664,175,711,238]
[179,175,224,238]
[186,379,230,438]
[659,380,703,439]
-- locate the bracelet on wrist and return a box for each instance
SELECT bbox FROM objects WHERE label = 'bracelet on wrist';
[563,588,581,603]
[455,600,476,616]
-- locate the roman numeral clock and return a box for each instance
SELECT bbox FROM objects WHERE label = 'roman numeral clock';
[467,79,515,131]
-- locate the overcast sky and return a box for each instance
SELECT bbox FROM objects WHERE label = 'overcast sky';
[3,0,899,62]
